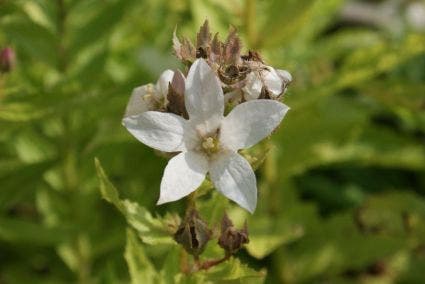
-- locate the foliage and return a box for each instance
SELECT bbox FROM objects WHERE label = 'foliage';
[0,0,424,283]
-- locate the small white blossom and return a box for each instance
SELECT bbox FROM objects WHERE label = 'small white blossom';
[124,69,174,117]
[123,59,289,213]
[243,66,292,100]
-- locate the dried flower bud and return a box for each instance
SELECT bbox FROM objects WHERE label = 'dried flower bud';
[167,70,188,118]
[258,86,272,100]
[218,64,249,85]
[218,213,249,255]
[241,50,264,63]
[196,20,212,59]
[224,27,241,65]
[210,33,222,62]
[173,28,196,64]
[0,47,15,73]
[197,20,211,46]
[172,20,292,103]
[174,209,211,257]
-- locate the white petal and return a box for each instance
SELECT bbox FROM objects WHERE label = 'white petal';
[158,151,208,204]
[276,69,292,84]
[124,85,152,117]
[123,111,192,152]
[243,72,262,100]
[156,69,174,98]
[210,152,257,213]
[220,100,289,150]
[185,59,224,134]
[263,67,283,96]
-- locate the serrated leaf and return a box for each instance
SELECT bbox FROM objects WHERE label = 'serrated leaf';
[95,158,174,245]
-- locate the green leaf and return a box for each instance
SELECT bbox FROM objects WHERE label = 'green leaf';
[95,158,175,245]
[358,191,425,238]
[159,246,183,284]
[125,229,158,284]
[246,215,305,259]
[21,0,56,33]
[202,257,266,283]
[0,102,48,122]
[68,0,134,58]
[0,217,69,245]
[0,160,55,209]
[262,0,343,48]
[275,211,408,282]
[2,17,58,68]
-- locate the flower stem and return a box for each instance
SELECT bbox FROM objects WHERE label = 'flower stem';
[186,191,197,212]
[193,254,231,272]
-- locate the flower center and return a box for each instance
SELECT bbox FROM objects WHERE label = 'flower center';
[201,136,220,155]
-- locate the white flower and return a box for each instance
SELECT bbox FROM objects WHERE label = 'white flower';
[124,69,174,117]
[123,59,289,213]
[243,66,292,100]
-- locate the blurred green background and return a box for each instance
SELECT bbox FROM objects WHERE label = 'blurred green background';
[1,0,425,283]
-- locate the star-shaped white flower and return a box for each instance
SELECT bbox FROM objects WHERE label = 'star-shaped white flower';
[123,59,289,213]
[124,69,174,117]
[243,66,292,100]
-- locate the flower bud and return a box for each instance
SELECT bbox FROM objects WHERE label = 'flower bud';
[0,47,15,73]
[167,70,188,118]
[174,209,211,257]
[277,69,292,85]
[218,213,249,255]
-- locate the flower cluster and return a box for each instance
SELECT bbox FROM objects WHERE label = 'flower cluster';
[173,21,292,103]
[122,21,292,213]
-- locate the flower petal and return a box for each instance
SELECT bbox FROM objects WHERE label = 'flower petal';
[210,152,257,213]
[156,69,174,98]
[276,69,292,85]
[263,67,283,96]
[158,151,208,204]
[185,58,224,134]
[243,72,262,100]
[220,100,289,150]
[123,111,192,152]
[124,85,152,117]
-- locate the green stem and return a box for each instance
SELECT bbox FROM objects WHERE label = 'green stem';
[186,191,197,212]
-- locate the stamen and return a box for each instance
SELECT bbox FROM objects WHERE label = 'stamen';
[202,137,215,149]
[201,136,220,155]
